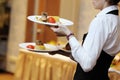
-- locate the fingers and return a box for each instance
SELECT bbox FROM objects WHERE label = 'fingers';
[57,23,66,28]
[45,22,66,28]
[45,25,58,28]
[49,23,70,36]
[51,27,60,32]
[50,27,66,36]
[54,26,59,28]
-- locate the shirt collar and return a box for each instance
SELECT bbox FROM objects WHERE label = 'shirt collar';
[96,5,118,17]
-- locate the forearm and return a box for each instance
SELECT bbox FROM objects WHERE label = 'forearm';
[68,36,97,72]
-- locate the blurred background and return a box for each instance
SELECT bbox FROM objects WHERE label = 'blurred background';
[0,0,11,71]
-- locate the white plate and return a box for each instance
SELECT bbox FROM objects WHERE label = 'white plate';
[19,42,59,52]
[60,48,71,53]
[27,15,74,26]
[109,68,120,74]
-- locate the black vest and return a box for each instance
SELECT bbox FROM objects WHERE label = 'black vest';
[73,10,118,80]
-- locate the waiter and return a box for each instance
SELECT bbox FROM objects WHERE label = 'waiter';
[51,0,120,80]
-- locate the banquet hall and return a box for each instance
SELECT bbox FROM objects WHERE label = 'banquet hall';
[0,0,120,80]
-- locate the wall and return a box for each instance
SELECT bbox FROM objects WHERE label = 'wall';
[59,0,98,42]
[6,0,28,72]
[77,0,98,40]
[58,0,80,43]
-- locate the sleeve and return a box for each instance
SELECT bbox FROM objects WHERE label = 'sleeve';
[69,18,109,72]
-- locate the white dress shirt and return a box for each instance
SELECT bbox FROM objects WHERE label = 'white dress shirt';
[69,5,120,72]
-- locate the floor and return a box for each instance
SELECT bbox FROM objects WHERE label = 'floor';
[0,70,14,80]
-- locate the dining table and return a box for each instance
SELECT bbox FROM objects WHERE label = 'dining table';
[13,48,120,80]
[14,49,77,80]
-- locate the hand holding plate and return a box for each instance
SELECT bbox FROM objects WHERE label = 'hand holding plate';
[50,23,72,37]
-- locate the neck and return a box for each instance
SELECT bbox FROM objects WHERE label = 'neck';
[101,2,110,10]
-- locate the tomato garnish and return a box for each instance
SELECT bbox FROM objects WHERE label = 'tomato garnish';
[26,45,35,49]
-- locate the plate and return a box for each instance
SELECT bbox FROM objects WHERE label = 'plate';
[19,42,59,52]
[60,48,71,53]
[27,15,74,26]
[109,68,120,74]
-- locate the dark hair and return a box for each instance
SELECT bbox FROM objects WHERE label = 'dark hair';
[108,0,120,5]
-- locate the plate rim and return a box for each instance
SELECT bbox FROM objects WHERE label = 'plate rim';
[60,48,71,53]
[27,15,74,26]
[19,42,59,52]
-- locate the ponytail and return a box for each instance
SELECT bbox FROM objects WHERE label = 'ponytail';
[108,0,120,5]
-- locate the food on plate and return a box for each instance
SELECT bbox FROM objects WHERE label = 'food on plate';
[35,40,45,50]
[52,16,60,22]
[35,12,60,23]
[47,16,60,23]
[47,40,57,45]
[44,44,58,50]
[41,12,48,22]
[26,44,35,49]
[47,17,56,23]
[25,40,58,51]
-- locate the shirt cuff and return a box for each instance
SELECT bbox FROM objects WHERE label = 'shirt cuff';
[68,36,81,49]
